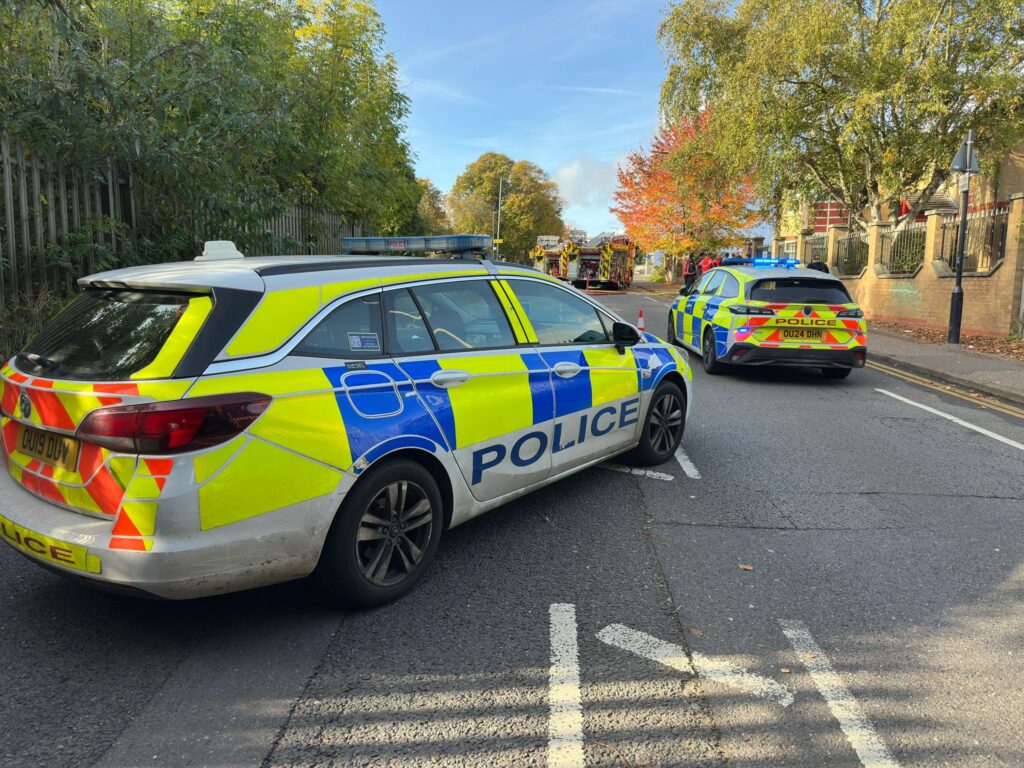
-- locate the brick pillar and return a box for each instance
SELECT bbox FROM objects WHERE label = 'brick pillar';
[867,222,885,276]
[1008,193,1024,334]
[771,238,782,258]
[826,224,846,272]
[924,209,943,268]
[796,228,814,262]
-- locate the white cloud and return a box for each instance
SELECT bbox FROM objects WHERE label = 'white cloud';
[553,154,627,234]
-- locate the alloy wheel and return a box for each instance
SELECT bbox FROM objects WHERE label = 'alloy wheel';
[648,391,684,456]
[356,480,433,587]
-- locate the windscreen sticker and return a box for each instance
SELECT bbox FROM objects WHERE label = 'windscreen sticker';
[348,332,381,353]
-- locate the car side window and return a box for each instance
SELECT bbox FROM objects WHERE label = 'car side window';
[702,271,727,295]
[719,273,740,299]
[294,294,384,358]
[507,279,610,345]
[691,273,713,296]
[410,280,516,351]
[384,288,434,355]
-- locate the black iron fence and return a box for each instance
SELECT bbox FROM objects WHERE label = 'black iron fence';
[805,233,828,263]
[878,222,927,275]
[938,206,1009,273]
[834,232,868,275]
[0,132,362,314]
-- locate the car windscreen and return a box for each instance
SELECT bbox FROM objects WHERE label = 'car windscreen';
[749,277,852,304]
[17,289,195,380]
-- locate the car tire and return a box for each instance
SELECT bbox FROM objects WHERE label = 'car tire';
[626,379,686,466]
[316,458,443,607]
[821,367,852,379]
[701,328,726,375]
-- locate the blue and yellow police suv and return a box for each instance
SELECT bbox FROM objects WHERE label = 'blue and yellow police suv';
[0,236,691,605]
[668,258,867,378]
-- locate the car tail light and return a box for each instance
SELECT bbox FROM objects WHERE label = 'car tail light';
[77,393,271,454]
[837,308,864,318]
[728,305,775,315]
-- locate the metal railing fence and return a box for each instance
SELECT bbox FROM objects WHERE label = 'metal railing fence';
[938,206,1009,273]
[833,232,869,275]
[878,222,927,275]
[804,233,828,263]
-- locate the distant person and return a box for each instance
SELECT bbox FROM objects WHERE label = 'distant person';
[699,252,715,275]
[806,256,829,273]
[683,255,697,290]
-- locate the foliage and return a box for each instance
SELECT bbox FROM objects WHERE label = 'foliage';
[611,115,760,256]
[449,152,564,260]
[0,0,421,265]
[659,0,1024,231]
[416,179,452,234]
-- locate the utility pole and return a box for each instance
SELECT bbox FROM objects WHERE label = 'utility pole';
[947,129,980,344]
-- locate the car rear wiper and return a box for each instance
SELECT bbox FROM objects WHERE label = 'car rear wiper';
[20,353,59,370]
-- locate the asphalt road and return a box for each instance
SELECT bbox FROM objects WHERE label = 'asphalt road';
[1,285,1022,767]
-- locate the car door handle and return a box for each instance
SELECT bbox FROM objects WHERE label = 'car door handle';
[553,362,582,378]
[430,370,471,388]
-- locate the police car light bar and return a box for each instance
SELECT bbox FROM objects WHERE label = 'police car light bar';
[342,235,493,255]
[751,257,800,269]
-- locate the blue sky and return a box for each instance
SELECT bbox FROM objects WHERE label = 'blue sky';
[377,0,667,237]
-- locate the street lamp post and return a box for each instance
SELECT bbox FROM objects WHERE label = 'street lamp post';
[947,129,979,344]
[494,176,507,259]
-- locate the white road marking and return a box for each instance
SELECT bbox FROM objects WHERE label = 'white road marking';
[548,604,585,768]
[596,624,794,707]
[673,447,702,479]
[780,620,900,768]
[876,388,1024,452]
[644,296,664,305]
[603,463,675,481]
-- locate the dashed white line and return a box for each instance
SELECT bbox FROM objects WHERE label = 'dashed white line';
[548,603,585,768]
[644,296,665,305]
[673,447,702,479]
[603,464,675,481]
[780,620,900,768]
[596,624,794,707]
[876,388,1024,452]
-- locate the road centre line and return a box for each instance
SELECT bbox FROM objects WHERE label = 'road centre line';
[876,388,1024,452]
[548,604,585,768]
[603,464,675,481]
[674,447,702,479]
[596,624,794,707]
[780,620,900,768]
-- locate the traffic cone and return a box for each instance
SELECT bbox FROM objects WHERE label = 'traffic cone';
[637,309,645,331]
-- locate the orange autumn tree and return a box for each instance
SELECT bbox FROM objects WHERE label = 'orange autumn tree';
[612,113,760,280]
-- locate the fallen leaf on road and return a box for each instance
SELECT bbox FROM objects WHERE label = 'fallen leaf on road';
[779,667,791,674]
[738,563,754,571]
[687,627,705,637]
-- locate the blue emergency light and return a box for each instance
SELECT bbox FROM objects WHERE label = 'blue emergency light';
[342,235,492,255]
[751,257,800,269]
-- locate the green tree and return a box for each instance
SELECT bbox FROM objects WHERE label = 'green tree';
[416,178,452,234]
[449,152,564,260]
[659,0,1024,231]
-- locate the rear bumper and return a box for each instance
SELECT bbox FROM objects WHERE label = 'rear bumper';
[724,344,867,368]
[0,468,339,599]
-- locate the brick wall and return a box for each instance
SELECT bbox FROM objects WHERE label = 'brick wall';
[828,195,1024,337]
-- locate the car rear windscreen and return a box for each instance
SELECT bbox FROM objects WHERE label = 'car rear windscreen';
[749,278,852,304]
[17,290,195,380]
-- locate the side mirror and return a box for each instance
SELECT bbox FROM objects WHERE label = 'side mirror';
[612,321,641,353]
[678,286,688,295]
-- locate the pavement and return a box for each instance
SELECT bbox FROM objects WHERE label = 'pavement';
[1,287,1022,767]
